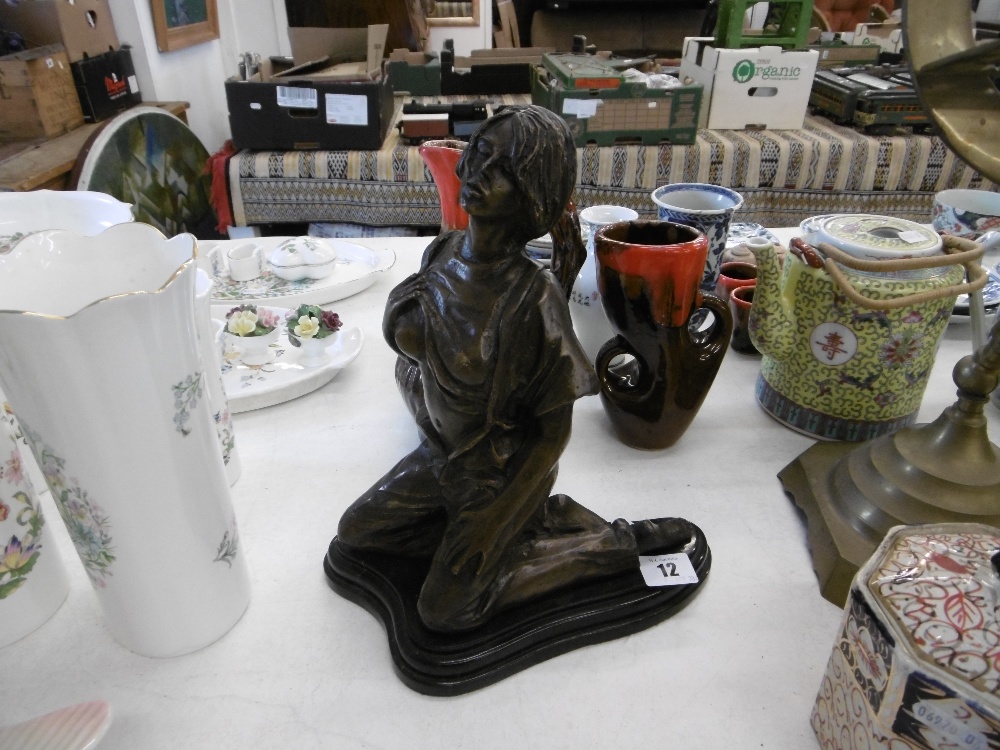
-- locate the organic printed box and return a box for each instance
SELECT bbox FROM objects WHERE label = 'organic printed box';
[679,37,819,130]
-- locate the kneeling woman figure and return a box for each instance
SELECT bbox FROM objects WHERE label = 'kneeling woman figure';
[338,105,690,633]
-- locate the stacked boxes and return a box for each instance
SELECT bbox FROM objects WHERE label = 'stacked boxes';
[0,0,120,62]
[0,0,137,128]
[0,45,84,140]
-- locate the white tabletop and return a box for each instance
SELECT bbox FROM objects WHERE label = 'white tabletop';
[4,231,998,749]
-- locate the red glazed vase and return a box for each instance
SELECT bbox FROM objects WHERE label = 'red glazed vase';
[418,139,469,232]
[595,220,732,449]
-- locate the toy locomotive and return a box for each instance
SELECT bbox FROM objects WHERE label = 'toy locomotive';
[809,64,932,133]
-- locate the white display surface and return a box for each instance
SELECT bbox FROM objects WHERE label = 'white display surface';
[4,232,998,749]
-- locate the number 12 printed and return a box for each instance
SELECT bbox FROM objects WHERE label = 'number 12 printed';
[638,553,699,587]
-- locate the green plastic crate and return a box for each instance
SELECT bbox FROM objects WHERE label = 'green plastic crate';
[531,64,702,147]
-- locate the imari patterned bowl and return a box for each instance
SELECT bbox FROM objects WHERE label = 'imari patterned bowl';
[933,189,1000,252]
[813,523,1000,750]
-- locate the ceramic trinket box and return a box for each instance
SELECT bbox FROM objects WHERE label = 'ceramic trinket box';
[813,523,1000,750]
[267,237,338,281]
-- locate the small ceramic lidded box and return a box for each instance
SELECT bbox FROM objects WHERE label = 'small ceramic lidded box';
[267,236,338,281]
[812,524,1000,750]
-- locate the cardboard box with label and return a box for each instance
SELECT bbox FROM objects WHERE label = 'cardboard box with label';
[679,37,819,130]
[0,0,120,63]
[72,46,142,122]
[852,22,903,54]
[225,25,394,151]
[0,44,85,140]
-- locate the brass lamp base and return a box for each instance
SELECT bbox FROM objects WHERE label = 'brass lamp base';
[780,321,1000,607]
[778,0,1000,608]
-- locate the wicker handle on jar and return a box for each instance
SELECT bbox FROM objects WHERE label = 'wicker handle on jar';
[818,236,988,311]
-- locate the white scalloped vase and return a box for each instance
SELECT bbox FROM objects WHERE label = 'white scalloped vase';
[0,224,250,657]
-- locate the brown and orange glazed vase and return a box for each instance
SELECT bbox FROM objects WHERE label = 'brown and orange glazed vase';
[595,220,732,450]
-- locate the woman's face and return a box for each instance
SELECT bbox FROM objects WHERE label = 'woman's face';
[459,119,522,220]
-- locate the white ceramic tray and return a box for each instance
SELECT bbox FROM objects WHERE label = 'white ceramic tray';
[200,237,395,308]
[217,315,364,413]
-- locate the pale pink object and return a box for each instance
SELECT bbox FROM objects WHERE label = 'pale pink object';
[0,701,111,750]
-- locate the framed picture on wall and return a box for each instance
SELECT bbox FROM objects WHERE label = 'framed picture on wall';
[151,0,220,52]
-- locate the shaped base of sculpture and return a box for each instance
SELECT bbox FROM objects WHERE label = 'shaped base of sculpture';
[324,523,710,696]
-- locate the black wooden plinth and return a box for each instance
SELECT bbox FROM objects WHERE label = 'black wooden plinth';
[323,526,711,696]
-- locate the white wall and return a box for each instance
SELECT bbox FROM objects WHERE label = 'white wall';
[976,0,1000,22]
[109,0,490,153]
[428,19,492,53]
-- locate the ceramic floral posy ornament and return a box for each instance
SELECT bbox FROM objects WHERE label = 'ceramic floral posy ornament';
[224,304,282,366]
[286,304,342,343]
[285,304,343,367]
[226,304,281,337]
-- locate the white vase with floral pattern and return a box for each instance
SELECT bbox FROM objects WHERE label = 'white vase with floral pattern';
[195,271,241,486]
[0,223,251,657]
[570,205,639,364]
[0,389,70,649]
[0,190,133,255]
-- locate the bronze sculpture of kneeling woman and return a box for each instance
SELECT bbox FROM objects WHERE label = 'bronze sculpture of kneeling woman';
[334,105,698,635]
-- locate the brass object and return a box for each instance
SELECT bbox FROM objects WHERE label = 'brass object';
[904,0,1000,185]
[781,313,1000,605]
[779,0,1000,607]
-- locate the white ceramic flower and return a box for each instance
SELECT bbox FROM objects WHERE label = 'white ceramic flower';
[227,309,258,336]
[293,315,320,339]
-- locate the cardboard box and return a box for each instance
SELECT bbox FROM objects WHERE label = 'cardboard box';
[441,46,542,95]
[224,25,394,151]
[679,37,819,130]
[0,44,85,139]
[852,22,903,54]
[386,50,441,95]
[71,46,142,122]
[0,0,120,63]
[809,43,880,69]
